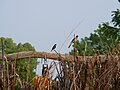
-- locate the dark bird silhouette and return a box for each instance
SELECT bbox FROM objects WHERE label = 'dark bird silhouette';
[68,35,78,48]
[51,44,57,51]
[42,64,48,76]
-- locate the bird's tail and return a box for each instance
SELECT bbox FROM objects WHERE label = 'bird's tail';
[68,42,72,48]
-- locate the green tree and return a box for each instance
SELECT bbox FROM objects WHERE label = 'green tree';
[16,42,38,82]
[0,37,39,89]
[0,37,17,54]
[70,9,120,55]
[112,9,120,27]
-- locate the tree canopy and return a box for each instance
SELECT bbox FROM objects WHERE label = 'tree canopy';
[0,37,39,89]
[70,9,120,55]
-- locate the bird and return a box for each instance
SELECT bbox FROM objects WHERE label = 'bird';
[42,64,48,76]
[51,44,57,51]
[68,35,78,48]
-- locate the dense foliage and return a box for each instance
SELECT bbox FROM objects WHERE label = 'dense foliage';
[71,9,120,55]
[0,37,39,88]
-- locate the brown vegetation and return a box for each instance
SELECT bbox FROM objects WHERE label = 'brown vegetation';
[0,51,120,90]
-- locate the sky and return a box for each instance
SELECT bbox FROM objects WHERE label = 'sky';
[0,0,120,75]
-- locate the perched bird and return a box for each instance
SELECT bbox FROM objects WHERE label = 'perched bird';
[68,35,78,48]
[42,64,48,76]
[51,44,57,51]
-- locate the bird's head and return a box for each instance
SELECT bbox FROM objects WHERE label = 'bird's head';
[76,35,78,38]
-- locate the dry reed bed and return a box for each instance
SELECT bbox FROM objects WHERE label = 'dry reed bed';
[52,54,120,90]
[0,54,120,90]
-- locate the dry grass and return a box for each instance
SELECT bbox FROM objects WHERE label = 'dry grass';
[48,54,120,90]
[0,53,119,90]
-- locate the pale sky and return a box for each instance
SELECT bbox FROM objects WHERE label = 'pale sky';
[0,0,119,75]
[0,0,120,53]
